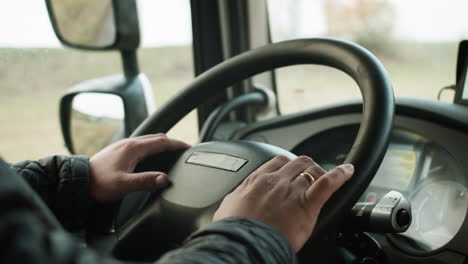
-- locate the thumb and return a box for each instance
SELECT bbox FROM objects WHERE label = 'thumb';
[121,171,170,193]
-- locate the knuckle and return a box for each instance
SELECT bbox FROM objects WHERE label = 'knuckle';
[274,155,290,163]
[317,176,333,189]
[243,175,254,184]
[116,173,130,185]
[154,136,170,146]
[255,173,278,187]
[297,155,313,163]
[121,139,139,150]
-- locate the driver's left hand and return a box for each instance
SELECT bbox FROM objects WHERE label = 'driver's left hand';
[89,133,191,202]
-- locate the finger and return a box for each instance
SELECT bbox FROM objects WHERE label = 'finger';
[290,164,324,191]
[116,133,167,150]
[290,172,312,193]
[135,136,191,159]
[257,155,291,173]
[120,172,170,193]
[276,156,315,181]
[305,164,354,210]
[237,155,290,189]
[132,133,167,140]
[303,164,327,180]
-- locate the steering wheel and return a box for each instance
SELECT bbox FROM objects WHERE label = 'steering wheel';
[111,38,394,261]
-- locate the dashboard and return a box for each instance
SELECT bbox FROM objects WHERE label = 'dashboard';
[234,98,468,263]
[292,125,467,253]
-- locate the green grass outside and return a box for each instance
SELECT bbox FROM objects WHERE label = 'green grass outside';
[0,42,459,162]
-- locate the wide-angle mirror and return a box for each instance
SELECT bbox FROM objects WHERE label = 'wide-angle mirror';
[71,93,124,156]
[47,0,116,48]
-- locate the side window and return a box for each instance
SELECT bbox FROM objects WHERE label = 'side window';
[0,1,195,162]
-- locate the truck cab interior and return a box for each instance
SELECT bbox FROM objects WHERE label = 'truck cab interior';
[3,0,468,263]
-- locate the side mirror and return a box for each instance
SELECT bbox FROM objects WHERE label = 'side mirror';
[454,40,468,105]
[45,0,140,50]
[60,74,155,156]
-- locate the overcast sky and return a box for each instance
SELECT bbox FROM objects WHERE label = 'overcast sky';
[0,0,192,47]
[0,0,468,47]
[269,0,468,42]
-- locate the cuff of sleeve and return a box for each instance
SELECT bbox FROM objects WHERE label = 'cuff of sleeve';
[189,217,298,264]
[54,155,91,231]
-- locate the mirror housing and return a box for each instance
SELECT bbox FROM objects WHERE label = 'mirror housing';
[454,40,468,105]
[60,74,155,156]
[45,0,140,50]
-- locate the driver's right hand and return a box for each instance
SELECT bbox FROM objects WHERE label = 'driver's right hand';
[213,155,354,252]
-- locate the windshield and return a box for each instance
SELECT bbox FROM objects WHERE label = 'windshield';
[267,0,468,113]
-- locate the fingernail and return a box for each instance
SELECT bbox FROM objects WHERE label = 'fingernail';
[340,164,354,173]
[155,174,169,186]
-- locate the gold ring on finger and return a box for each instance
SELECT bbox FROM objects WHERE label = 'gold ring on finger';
[299,172,315,185]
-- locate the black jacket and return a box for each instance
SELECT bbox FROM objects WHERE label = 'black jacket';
[0,155,298,264]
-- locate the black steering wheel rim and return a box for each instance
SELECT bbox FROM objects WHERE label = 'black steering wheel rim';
[131,38,394,239]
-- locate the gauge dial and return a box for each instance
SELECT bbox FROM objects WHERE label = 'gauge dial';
[401,180,468,251]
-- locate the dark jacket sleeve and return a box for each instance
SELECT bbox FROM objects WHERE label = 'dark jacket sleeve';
[158,217,298,264]
[1,157,298,264]
[0,157,100,264]
[11,155,92,231]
